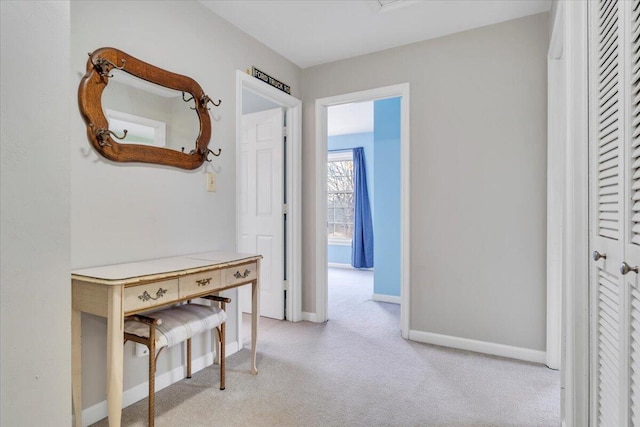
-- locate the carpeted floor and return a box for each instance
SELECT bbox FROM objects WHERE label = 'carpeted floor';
[92,268,560,426]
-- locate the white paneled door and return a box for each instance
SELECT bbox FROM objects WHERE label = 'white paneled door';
[238,108,285,320]
[588,1,640,425]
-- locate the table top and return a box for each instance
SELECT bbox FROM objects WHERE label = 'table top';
[71,251,261,285]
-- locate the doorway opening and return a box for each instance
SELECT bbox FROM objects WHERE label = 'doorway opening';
[325,99,402,320]
[235,71,302,351]
[315,84,410,338]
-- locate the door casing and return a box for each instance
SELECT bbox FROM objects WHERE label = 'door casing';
[314,83,411,338]
[235,70,302,342]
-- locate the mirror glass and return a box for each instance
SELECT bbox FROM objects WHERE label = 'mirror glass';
[102,69,200,152]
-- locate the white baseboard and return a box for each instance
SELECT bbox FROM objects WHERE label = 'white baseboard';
[225,340,239,356]
[80,340,239,427]
[408,330,546,364]
[328,262,352,269]
[372,293,401,304]
[301,311,322,322]
[327,263,374,271]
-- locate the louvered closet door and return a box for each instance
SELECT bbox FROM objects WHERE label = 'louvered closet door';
[626,1,640,424]
[590,1,640,426]
[589,0,625,426]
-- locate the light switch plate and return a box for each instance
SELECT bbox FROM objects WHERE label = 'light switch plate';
[206,172,217,192]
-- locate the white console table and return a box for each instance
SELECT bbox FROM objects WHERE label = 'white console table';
[71,251,262,427]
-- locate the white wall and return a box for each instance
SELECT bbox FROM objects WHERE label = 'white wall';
[302,13,549,351]
[0,1,72,425]
[70,0,300,412]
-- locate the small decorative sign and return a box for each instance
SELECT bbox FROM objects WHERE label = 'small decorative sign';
[251,66,291,94]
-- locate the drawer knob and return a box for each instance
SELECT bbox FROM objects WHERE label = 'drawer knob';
[196,278,212,287]
[138,288,168,302]
[234,269,251,279]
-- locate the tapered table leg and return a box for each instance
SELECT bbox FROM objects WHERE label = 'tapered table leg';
[251,259,260,375]
[72,308,82,427]
[107,286,124,426]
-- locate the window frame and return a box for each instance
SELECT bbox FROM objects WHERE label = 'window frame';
[327,150,354,246]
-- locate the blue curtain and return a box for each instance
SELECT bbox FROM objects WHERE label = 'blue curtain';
[351,147,374,268]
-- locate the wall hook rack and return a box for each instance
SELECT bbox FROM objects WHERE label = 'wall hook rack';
[79,47,217,169]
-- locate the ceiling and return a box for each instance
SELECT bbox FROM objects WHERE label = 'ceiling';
[328,101,373,136]
[200,0,551,69]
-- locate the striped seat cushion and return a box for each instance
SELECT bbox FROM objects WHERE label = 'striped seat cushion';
[125,303,226,349]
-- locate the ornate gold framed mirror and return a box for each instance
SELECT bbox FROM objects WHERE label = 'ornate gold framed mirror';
[78,47,221,170]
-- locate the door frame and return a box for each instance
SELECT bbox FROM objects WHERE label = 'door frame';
[561,2,590,426]
[235,70,302,339]
[546,0,565,372]
[314,83,411,338]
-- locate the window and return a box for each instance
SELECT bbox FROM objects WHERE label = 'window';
[106,109,167,147]
[327,151,354,245]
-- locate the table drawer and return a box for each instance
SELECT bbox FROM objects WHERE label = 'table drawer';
[223,262,258,286]
[124,279,179,313]
[179,270,222,298]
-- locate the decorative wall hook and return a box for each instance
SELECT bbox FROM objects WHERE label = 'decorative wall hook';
[88,53,126,78]
[91,124,128,147]
[203,148,222,162]
[182,146,220,161]
[200,94,222,110]
[182,91,195,106]
[182,93,221,110]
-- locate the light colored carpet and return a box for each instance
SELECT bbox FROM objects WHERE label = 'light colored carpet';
[92,268,560,426]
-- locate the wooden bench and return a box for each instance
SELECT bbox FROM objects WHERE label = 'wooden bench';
[123,295,230,427]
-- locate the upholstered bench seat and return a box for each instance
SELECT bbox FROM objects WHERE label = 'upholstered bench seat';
[124,296,229,427]
[125,303,226,349]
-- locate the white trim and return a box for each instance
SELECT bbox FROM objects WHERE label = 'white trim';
[79,341,239,427]
[327,262,353,269]
[314,83,410,339]
[328,239,351,246]
[327,262,373,271]
[327,150,353,162]
[235,71,302,331]
[546,0,565,372]
[327,262,375,271]
[400,87,411,340]
[562,2,590,426]
[301,311,322,323]
[316,101,329,324]
[372,294,400,304]
[408,330,546,365]
[548,1,564,60]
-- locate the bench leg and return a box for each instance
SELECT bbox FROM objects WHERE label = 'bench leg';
[220,323,225,390]
[187,338,192,378]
